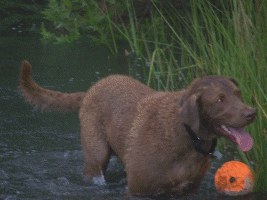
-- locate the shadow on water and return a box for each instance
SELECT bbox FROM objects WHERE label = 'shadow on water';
[0,35,264,199]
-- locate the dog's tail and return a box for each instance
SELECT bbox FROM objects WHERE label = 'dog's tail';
[19,60,86,112]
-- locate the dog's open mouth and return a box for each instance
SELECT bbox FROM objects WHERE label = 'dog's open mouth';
[214,124,253,152]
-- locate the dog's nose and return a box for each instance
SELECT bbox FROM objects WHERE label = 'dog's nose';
[244,108,256,123]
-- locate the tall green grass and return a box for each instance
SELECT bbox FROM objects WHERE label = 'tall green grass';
[111,0,267,193]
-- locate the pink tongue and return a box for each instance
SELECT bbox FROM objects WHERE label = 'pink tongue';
[228,127,253,152]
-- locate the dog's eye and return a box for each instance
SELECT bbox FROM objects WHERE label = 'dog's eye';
[217,98,223,103]
[217,95,225,103]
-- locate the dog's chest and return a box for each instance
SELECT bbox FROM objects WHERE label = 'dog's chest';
[164,156,210,195]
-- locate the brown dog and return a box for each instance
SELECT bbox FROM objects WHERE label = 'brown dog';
[19,60,256,197]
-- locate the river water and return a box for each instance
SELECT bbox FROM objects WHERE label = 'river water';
[0,35,260,199]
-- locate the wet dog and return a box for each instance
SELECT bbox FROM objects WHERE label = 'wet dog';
[20,60,256,197]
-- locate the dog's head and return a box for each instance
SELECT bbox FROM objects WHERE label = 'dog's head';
[180,76,256,152]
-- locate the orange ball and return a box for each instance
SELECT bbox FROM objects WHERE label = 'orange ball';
[214,161,255,196]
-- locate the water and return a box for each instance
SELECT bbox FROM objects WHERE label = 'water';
[0,35,260,199]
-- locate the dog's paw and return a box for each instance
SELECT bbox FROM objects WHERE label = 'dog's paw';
[92,174,106,186]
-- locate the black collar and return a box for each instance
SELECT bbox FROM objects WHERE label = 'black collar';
[183,123,217,157]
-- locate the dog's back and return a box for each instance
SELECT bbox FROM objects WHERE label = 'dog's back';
[79,74,155,161]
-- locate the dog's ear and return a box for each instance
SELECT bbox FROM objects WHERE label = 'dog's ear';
[228,77,239,87]
[180,94,200,134]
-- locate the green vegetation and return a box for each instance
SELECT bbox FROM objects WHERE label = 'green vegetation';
[41,0,121,48]
[41,0,267,193]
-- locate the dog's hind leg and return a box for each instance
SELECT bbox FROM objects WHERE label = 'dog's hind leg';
[80,109,111,182]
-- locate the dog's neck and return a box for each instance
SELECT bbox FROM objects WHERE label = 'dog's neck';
[183,123,217,157]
